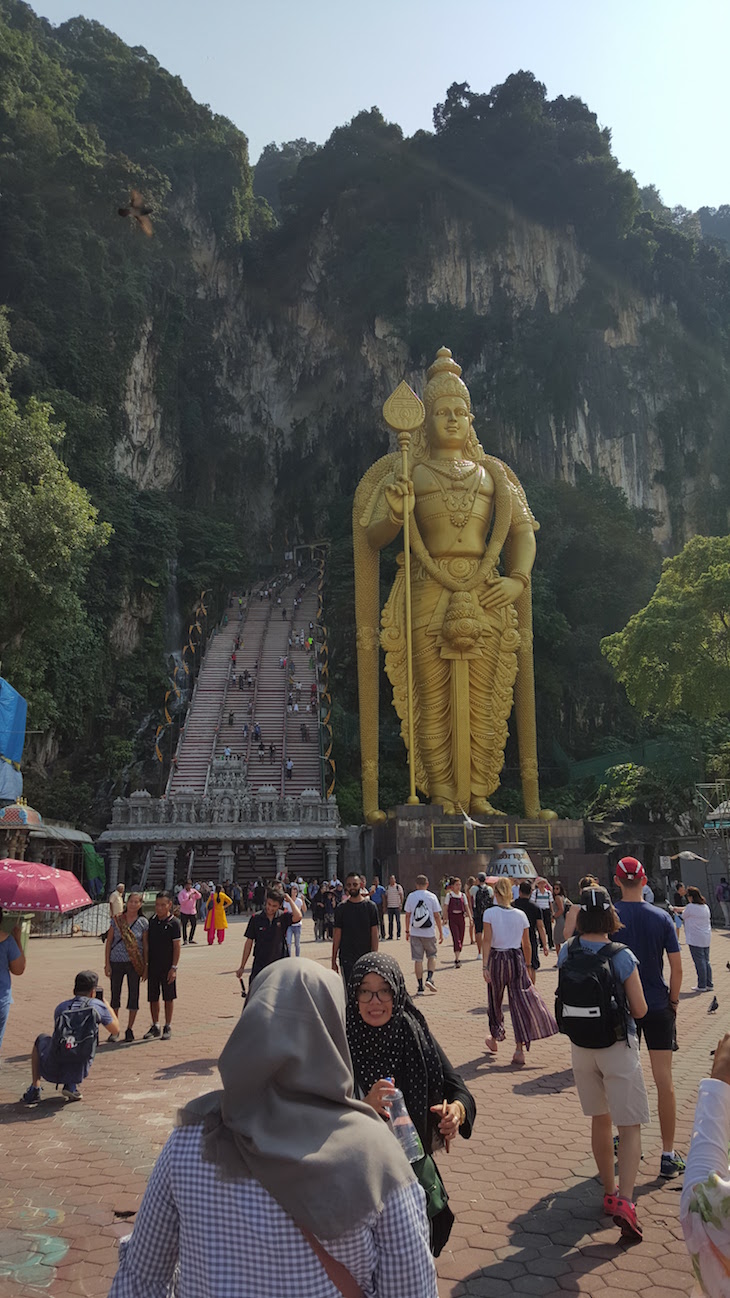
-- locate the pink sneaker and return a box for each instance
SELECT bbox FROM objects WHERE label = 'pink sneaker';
[612,1195,642,1241]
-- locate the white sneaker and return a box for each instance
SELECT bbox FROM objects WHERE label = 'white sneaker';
[425,981,438,994]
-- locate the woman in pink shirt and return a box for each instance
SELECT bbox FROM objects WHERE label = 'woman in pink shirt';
[178,881,201,945]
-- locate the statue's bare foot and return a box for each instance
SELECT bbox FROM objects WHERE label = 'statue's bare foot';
[435,799,457,815]
[470,798,507,818]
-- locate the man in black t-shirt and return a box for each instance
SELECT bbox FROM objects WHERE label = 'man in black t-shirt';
[514,881,548,984]
[332,873,379,989]
[236,888,302,995]
[144,893,182,1040]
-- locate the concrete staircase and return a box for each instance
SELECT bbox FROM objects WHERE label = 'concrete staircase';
[146,574,328,888]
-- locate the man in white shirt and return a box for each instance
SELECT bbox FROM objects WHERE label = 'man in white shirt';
[642,882,655,904]
[109,884,124,919]
[404,874,443,996]
[385,875,404,940]
[531,879,554,949]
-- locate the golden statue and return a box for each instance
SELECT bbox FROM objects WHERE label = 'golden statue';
[353,347,555,824]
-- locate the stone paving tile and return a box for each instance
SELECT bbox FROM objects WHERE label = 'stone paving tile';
[0,917,725,1295]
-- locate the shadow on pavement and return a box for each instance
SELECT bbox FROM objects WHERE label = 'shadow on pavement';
[512,1068,575,1095]
[451,1176,639,1296]
[154,1057,219,1079]
[0,1097,67,1121]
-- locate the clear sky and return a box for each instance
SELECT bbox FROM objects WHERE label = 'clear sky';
[33,0,728,211]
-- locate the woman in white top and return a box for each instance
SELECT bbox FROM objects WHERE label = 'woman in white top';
[681,1033,730,1296]
[482,878,558,1067]
[675,886,714,991]
[284,884,304,957]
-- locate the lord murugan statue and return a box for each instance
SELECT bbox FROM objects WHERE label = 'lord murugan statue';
[353,346,555,824]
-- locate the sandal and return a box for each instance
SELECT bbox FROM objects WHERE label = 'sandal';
[511,1049,526,1068]
[603,1192,619,1216]
[484,1036,499,1053]
[612,1195,642,1241]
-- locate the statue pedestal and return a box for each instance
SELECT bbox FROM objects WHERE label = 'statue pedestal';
[371,805,605,895]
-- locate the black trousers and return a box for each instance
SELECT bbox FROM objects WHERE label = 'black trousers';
[538,908,553,948]
[387,907,402,938]
[181,914,197,942]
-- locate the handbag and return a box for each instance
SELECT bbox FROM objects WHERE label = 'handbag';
[412,1153,453,1257]
[298,1226,365,1298]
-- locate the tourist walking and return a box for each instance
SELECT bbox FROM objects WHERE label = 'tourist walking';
[715,878,730,926]
[385,875,404,939]
[471,872,493,957]
[556,885,649,1240]
[405,875,443,995]
[531,878,554,948]
[370,876,386,938]
[236,888,302,994]
[205,884,233,946]
[552,881,571,954]
[0,909,25,1057]
[444,878,470,968]
[178,880,201,944]
[513,880,549,984]
[284,884,304,957]
[482,878,558,1067]
[108,961,437,1298]
[346,952,476,1257]
[614,856,685,1179]
[332,873,379,989]
[312,886,325,941]
[675,885,713,992]
[104,890,148,1043]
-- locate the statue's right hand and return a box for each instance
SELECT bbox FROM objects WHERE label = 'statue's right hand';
[384,476,415,522]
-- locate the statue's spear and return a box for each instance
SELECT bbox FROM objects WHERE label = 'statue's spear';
[383,381,425,807]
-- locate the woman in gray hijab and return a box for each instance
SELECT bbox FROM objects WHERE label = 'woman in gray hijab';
[108,961,437,1298]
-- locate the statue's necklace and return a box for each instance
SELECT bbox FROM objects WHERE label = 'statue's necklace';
[428,461,481,529]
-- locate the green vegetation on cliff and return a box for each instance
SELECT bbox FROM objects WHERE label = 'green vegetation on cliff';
[1,1,729,826]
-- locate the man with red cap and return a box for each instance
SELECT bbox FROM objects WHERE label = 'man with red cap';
[614,856,685,1179]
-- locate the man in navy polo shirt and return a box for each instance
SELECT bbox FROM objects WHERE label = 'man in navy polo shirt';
[614,856,684,1179]
[236,888,302,995]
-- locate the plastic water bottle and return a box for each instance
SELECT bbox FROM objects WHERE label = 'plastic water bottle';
[384,1079,424,1162]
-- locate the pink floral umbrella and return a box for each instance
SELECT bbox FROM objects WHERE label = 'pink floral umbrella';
[0,858,92,912]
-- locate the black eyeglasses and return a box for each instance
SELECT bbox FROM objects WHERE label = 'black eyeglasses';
[357,988,394,1003]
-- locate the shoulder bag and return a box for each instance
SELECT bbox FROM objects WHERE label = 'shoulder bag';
[114,914,146,976]
[297,1226,365,1298]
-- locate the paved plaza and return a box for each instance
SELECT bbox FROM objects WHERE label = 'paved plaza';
[0,915,725,1297]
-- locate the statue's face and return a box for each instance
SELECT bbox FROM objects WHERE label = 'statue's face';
[427,397,470,453]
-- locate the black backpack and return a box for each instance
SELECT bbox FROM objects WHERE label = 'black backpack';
[473,885,493,922]
[50,999,98,1068]
[555,937,630,1050]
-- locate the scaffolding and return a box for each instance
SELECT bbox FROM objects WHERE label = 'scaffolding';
[696,780,730,837]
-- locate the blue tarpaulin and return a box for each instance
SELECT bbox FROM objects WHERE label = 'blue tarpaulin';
[0,677,27,765]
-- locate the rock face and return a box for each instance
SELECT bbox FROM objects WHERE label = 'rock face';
[116,317,182,491]
[173,211,723,551]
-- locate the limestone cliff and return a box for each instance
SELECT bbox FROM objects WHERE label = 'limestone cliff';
[184,210,724,550]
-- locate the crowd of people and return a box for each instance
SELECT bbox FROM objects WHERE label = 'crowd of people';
[8,852,730,1295]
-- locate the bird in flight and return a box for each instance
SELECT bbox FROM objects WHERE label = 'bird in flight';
[118,189,153,237]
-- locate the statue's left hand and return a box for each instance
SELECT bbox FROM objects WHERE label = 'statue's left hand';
[481,577,524,610]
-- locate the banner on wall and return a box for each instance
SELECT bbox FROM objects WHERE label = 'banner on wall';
[0,678,27,801]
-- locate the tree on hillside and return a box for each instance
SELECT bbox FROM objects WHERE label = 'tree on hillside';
[601,534,730,719]
[253,138,318,217]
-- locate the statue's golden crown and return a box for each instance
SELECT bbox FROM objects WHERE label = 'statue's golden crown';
[424,346,471,414]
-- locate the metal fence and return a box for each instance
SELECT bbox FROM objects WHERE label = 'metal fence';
[30,902,110,939]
